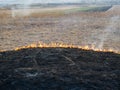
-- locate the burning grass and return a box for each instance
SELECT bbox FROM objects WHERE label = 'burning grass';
[14,42,120,54]
[0,5,120,90]
[0,5,120,53]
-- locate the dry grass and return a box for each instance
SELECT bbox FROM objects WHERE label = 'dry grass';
[0,5,120,53]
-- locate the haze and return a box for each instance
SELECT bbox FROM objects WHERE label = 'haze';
[0,0,120,4]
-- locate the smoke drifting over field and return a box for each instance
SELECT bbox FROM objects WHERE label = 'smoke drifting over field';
[95,16,120,50]
[1,4,120,53]
[11,0,34,17]
[0,1,120,90]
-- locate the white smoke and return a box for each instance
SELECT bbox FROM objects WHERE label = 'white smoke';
[11,7,15,17]
[11,0,35,17]
[21,0,34,16]
[97,16,120,49]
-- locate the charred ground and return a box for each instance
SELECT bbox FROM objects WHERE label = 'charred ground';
[0,48,120,90]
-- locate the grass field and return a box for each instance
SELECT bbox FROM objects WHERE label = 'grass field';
[0,5,120,53]
[65,5,112,13]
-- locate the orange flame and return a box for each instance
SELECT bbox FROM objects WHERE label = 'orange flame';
[14,42,119,54]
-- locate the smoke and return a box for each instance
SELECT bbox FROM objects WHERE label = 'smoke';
[11,7,15,17]
[96,16,120,50]
[11,0,35,17]
[21,0,34,16]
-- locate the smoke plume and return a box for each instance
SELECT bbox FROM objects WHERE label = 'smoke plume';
[11,0,34,17]
[97,16,120,50]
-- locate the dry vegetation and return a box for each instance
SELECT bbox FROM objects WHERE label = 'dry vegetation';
[0,5,120,90]
[0,5,120,53]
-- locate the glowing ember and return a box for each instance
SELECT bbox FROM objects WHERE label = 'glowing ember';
[14,42,119,54]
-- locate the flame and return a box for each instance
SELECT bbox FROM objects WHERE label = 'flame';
[14,42,119,54]
[15,42,77,50]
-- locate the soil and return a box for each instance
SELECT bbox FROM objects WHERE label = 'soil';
[0,47,120,90]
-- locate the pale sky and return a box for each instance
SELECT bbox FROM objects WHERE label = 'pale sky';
[0,0,80,4]
[0,0,119,4]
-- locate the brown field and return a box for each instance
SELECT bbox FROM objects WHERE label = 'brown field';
[0,5,120,53]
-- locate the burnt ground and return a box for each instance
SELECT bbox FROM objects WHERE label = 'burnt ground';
[0,48,120,90]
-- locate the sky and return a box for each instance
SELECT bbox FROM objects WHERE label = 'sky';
[0,0,80,4]
[0,0,119,4]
